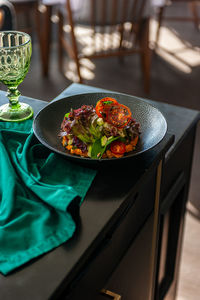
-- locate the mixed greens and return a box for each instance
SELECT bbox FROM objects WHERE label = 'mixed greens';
[60,98,140,159]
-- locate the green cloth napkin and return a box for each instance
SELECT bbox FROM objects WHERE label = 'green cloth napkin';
[0,120,97,275]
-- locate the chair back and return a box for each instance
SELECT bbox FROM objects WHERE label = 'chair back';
[70,0,148,26]
[66,0,149,56]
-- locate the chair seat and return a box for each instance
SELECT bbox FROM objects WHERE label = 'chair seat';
[10,0,37,4]
[59,0,153,25]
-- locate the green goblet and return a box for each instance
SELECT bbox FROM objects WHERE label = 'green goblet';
[0,31,33,122]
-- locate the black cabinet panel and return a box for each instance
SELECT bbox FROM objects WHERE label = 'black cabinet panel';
[96,214,155,300]
[63,169,157,300]
[156,126,198,300]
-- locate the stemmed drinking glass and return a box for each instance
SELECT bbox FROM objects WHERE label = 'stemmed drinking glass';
[0,31,33,122]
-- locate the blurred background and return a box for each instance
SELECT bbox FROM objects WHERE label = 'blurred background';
[0,1,199,299]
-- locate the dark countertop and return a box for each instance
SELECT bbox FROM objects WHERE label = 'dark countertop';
[0,84,199,300]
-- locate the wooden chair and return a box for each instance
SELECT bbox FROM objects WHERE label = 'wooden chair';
[58,0,151,93]
[0,0,16,30]
[9,0,38,38]
[0,9,4,29]
[156,0,200,45]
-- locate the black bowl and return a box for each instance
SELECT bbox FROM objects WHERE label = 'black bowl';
[33,92,167,164]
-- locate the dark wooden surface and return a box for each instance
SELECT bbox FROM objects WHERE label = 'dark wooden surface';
[0,84,199,300]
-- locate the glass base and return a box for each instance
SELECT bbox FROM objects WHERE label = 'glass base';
[0,103,33,122]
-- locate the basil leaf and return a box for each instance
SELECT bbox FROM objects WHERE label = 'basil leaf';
[91,136,120,159]
[91,139,102,159]
[102,100,113,105]
[65,112,70,118]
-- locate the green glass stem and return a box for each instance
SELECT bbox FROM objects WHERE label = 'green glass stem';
[7,86,21,109]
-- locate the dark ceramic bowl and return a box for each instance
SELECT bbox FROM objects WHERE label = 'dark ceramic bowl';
[33,92,167,164]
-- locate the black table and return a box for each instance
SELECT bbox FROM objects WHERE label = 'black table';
[0,84,199,300]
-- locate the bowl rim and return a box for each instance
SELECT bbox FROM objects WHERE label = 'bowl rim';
[33,92,168,163]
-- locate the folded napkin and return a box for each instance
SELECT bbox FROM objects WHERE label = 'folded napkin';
[0,120,96,275]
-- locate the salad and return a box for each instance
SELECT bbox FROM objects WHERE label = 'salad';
[60,97,140,159]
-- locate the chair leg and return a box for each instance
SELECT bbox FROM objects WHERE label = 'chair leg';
[35,5,52,77]
[58,11,64,73]
[139,18,151,94]
[66,0,82,83]
[189,1,199,30]
[73,47,82,83]
[155,5,165,47]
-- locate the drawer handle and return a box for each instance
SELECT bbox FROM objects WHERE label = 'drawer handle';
[101,288,122,300]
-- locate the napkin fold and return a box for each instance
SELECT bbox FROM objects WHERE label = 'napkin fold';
[0,120,96,275]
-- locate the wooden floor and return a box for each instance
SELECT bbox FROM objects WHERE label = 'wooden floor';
[1,2,199,299]
[176,124,200,300]
[176,210,200,300]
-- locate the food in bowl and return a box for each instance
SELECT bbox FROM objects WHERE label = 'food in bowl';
[60,97,140,159]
